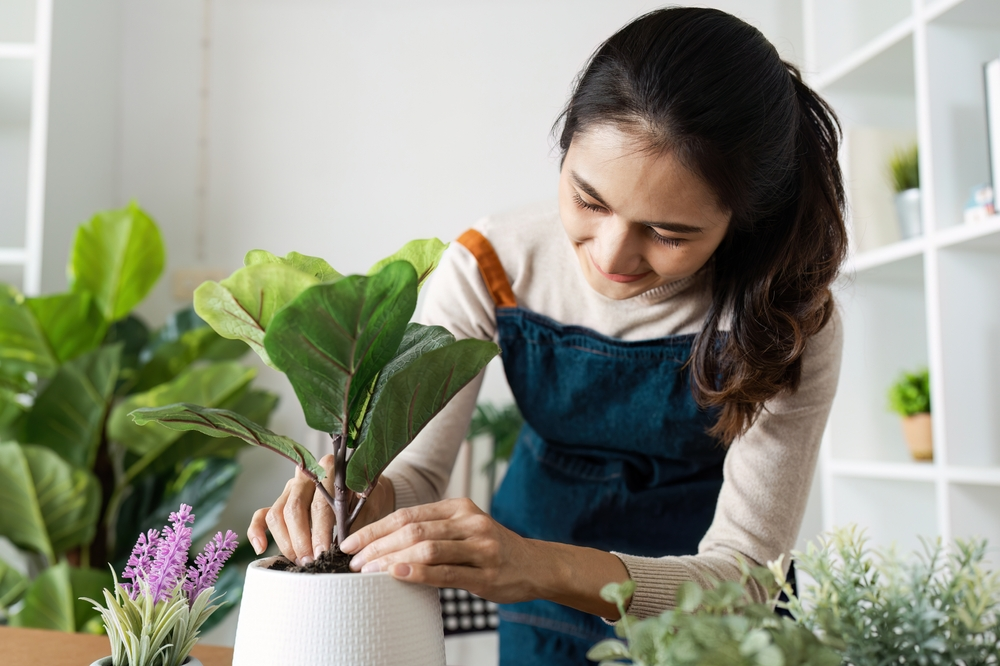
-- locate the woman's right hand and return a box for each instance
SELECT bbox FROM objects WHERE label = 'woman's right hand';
[247,454,396,565]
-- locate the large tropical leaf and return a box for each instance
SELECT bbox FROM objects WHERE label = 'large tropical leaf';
[108,362,256,457]
[368,238,447,291]
[129,404,324,479]
[0,297,58,378]
[264,262,418,434]
[193,263,319,368]
[244,249,342,282]
[69,203,166,322]
[347,337,499,493]
[0,443,101,560]
[69,566,112,633]
[134,327,246,392]
[0,556,28,608]
[23,344,122,468]
[26,291,108,364]
[10,562,74,632]
[0,385,26,435]
[104,314,150,395]
[142,458,241,546]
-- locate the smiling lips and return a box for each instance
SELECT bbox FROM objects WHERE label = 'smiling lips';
[588,251,652,283]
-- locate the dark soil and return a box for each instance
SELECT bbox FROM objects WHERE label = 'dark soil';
[267,546,353,574]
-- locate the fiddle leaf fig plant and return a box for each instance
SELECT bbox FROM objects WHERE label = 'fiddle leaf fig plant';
[132,239,499,549]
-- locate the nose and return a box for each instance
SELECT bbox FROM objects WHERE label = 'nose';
[592,218,642,275]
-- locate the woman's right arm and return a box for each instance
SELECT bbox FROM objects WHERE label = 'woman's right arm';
[247,238,500,564]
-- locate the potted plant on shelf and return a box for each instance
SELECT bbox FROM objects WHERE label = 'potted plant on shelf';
[889,143,921,239]
[82,503,239,666]
[587,560,838,665]
[785,526,1000,665]
[129,241,500,666]
[887,367,932,461]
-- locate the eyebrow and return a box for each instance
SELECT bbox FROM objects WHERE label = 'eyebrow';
[570,170,706,234]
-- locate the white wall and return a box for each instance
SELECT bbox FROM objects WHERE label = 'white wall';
[43,0,808,652]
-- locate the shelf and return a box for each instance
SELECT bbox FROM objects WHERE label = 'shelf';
[949,484,1000,554]
[926,0,1000,29]
[0,1,35,44]
[815,19,914,95]
[0,248,27,265]
[851,236,926,273]
[0,44,34,60]
[828,459,938,481]
[935,215,1000,250]
[830,477,938,549]
[0,58,32,125]
[947,466,1000,485]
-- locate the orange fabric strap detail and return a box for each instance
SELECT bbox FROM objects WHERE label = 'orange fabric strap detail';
[455,229,517,309]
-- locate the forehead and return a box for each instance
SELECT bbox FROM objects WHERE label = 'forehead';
[566,124,729,223]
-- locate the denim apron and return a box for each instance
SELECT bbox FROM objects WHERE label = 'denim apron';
[456,230,726,666]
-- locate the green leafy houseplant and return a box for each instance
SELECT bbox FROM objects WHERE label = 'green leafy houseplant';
[787,526,1000,665]
[887,368,930,417]
[588,561,839,666]
[0,204,276,633]
[130,240,500,551]
[888,144,920,193]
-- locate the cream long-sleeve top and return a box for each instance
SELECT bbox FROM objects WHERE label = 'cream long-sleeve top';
[381,201,843,619]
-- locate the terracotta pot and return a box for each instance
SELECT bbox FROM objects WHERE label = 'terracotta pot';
[901,412,933,461]
[232,557,445,666]
[90,658,202,666]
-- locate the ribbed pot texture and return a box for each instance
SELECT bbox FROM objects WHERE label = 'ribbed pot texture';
[232,557,445,666]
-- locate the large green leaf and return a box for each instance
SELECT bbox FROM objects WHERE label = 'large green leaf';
[245,249,342,282]
[104,314,150,395]
[0,443,101,560]
[10,562,74,631]
[26,291,107,364]
[69,566,112,633]
[108,362,256,456]
[24,344,122,468]
[347,337,499,493]
[69,203,166,322]
[193,263,319,368]
[142,457,241,546]
[129,404,324,479]
[0,385,26,435]
[368,239,448,291]
[264,262,418,434]
[0,298,58,378]
[0,557,28,608]
[134,327,246,392]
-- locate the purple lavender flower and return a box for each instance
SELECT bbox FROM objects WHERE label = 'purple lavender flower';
[121,528,161,599]
[147,504,195,603]
[183,530,239,603]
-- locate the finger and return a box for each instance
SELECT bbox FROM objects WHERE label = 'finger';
[265,491,296,562]
[341,500,464,554]
[248,508,270,555]
[389,562,480,592]
[349,519,461,571]
[311,492,334,558]
[359,540,478,574]
[283,475,318,564]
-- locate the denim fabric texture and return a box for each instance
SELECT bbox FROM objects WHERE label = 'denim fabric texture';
[489,307,725,665]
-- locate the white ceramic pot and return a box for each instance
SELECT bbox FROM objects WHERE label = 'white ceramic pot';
[895,187,922,239]
[232,557,445,666]
[90,658,202,666]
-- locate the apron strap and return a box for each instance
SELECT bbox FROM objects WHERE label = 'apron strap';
[456,229,518,309]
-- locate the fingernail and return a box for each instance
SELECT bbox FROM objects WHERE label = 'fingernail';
[361,561,380,573]
[349,556,365,572]
[299,555,314,566]
[340,536,358,553]
[314,545,327,559]
[251,537,263,555]
[392,563,411,578]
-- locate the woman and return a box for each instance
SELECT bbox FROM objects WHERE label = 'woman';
[248,7,846,664]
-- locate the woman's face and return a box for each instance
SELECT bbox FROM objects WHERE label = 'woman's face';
[559,124,731,300]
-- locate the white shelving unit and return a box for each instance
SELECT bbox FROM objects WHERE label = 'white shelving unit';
[804,0,1000,553]
[0,0,49,296]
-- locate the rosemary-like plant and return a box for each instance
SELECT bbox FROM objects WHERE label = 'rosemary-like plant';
[888,144,920,193]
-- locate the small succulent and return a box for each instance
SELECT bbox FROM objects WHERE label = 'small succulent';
[84,504,239,666]
[588,559,838,666]
[888,144,920,193]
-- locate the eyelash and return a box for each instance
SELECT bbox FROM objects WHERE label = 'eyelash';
[573,191,683,249]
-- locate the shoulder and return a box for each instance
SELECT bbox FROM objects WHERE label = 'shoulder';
[470,201,565,282]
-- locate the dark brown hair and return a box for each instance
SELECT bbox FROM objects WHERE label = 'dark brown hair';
[557,7,847,443]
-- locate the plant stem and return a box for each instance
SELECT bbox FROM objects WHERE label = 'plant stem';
[331,433,351,548]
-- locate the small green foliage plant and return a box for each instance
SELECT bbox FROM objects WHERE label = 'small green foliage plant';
[889,144,920,193]
[588,559,839,666]
[788,525,1000,665]
[887,367,930,417]
[0,204,274,633]
[131,241,500,549]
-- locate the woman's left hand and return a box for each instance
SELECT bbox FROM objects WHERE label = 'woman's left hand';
[339,497,537,604]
